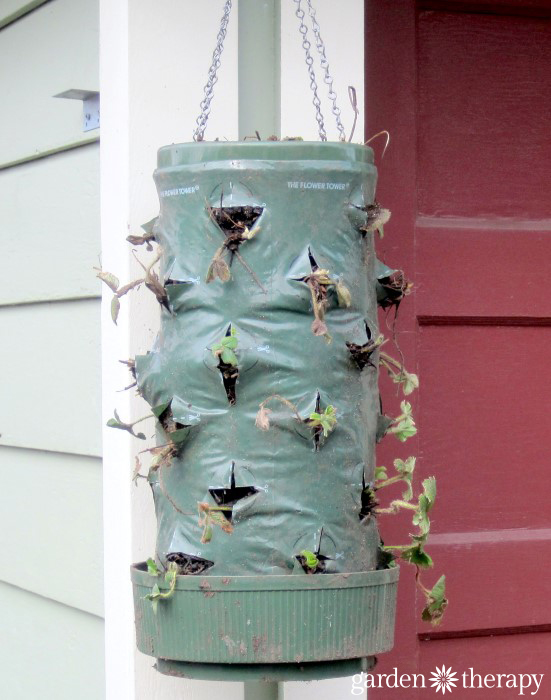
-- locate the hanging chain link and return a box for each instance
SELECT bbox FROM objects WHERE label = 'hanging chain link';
[193,0,233,142]
[305,0,346,141]
[293,0,327,141]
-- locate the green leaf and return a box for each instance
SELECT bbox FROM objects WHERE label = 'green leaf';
[221,335,238,350]
[401,544,433,568]
[374,466,388,481]
[300,549,319,570]
[220,348,238,366]
[421,575,448,625]
[111,296,121,325]
[146,558,159,576]
[422,477,437,508]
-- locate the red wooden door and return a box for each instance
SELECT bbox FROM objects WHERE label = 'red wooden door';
[365,1,551,697]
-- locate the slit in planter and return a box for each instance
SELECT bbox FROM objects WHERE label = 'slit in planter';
[377,269,412,311]
[208,462,259,522]
[212,324,239,405]
[206,199,265,289]
[156,401,191,444]
[166,552,214,575]
[359,475,379,521]
[346,322,383,371]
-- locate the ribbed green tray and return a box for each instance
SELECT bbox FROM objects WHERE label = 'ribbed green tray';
[132,563,398,666]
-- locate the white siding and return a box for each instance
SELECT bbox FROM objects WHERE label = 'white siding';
[1,582,104,700]
[0,0,104,696]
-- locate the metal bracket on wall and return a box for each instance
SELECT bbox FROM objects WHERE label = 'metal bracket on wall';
[53,89,100,131]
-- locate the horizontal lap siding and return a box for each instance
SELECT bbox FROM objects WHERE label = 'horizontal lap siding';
[0,0,104,695]
[1,581,105,700]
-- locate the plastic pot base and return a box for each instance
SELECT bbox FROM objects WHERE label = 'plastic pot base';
[132,563,398,673]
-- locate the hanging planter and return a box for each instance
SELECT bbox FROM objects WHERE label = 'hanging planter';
[96,0,448,684]
[125,140,400,679]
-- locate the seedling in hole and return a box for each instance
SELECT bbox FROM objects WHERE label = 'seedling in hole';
[211,326,238,367]
[299,549,319,572]
[255,395,338,443]
[144,562,179,614]
[308,405,337,438]
[212,327,239,404]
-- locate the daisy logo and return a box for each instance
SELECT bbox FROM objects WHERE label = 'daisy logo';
[430,665,459,694]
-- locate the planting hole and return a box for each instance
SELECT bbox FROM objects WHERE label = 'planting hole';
[216,324,239,405]
[208,462,259,522]
[166,552,214,575]
[359,475,378,521]
[377,270,412,311]
[158,401,187,435]
[346,323,379,370]
[295,529,332,574]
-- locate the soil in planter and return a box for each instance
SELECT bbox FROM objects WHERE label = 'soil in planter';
[218,361,239,405]
[158,402,188,434]
[166,552,214,575]
[209,464,259,522]
[210,205,263,265]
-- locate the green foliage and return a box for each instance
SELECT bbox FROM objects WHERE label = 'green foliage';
[144,563,178,614]
[375,457,416,501]
[197,502,233,543]
[212,327,238,366]
[146,558,159,576]
[299,549,319,571]
[106,409,148,440]
[388,401,417,442]
[374,466,388,481]
[308,405,337,437]
[379,351,419,396]
[421,575,448,626]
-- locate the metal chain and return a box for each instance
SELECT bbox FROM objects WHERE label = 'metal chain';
[293,0,327,141]
[193,0,233,142]
[306,0,346,141]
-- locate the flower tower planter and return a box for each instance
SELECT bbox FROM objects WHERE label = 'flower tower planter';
[130,140,399,680]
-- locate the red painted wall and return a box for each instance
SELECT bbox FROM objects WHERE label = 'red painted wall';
[365,1,551,696]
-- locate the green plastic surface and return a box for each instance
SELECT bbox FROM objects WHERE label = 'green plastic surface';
[135,141,385,576]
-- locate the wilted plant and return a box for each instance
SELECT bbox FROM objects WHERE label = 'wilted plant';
[197,502,234,543]
[303,267,352,342]
[96,249,168,325]
[379,352,419,396]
